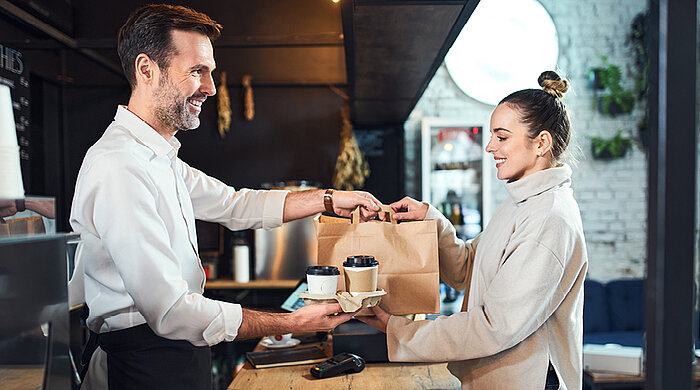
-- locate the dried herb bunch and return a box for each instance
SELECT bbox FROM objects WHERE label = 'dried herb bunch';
[332,105,370,190]
[216,71,232,138]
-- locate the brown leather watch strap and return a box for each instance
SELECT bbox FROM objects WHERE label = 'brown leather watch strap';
[323,189,334,214]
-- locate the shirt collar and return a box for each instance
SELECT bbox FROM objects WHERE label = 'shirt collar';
[114,105,181,159]
[504,163,573,204]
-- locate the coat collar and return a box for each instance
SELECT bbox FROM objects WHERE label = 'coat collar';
[504,163,572,204]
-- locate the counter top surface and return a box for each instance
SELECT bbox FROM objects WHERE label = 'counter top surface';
[228,334,460,390]
[0,365,44,390]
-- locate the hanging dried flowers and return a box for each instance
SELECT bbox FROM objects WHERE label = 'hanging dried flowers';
[242,74,254,121]
[332,104,370,190]
[216,71,232,138]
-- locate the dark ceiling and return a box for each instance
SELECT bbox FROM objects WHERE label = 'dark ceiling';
[1,0,478,129]
[343,1,478,128]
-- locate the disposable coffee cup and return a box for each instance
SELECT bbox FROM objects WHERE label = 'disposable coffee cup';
[0,85,19,147]
[343,255,379,295]
[306,266,340,295]
[0,146,24,198]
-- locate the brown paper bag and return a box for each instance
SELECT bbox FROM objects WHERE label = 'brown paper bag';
[315,205,440,315]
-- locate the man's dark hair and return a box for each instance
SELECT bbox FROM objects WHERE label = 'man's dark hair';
[117,4,222,89]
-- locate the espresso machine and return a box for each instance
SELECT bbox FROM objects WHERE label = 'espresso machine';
[254,181,320,280]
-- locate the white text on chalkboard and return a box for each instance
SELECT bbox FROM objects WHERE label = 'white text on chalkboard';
[0,45,24,75]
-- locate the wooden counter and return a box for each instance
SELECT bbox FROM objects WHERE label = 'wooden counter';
[0,365,44,390]
[228,335,461,390]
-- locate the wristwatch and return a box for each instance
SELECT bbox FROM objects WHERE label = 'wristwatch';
[323,189,335,214]
[15,198,25,212]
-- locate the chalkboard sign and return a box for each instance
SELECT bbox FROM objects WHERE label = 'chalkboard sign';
[0,43,31,189]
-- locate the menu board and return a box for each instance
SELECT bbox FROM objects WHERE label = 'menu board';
[0,43,31,188]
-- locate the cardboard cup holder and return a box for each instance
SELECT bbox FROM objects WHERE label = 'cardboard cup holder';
[298,290,386,313]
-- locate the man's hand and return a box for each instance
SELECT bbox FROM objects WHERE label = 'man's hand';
[331,190,381,221]
[355,306,391,333]
[237,303,355,340]
[389,196,429,222]
[290,302,356,333]
[282,189,382,222]
[0,199,18,219]
[26,199,56,219]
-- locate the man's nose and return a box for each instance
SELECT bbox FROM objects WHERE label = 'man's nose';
[201,73,216,96]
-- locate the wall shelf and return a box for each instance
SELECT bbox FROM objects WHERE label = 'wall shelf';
[204,279,299,290]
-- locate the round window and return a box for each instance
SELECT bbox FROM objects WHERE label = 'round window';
[444,0,559,106]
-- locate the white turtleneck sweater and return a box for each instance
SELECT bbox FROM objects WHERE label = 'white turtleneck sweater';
[386,164,588,390]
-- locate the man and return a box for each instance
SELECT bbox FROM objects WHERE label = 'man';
[69,5,380,389]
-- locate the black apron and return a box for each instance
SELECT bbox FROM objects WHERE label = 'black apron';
[82,324,211,390]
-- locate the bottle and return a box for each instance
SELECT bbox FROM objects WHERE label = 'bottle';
[450,204,463,226]
[231,231,250,283]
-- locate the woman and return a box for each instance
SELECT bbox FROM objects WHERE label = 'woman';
[360,71,587,389]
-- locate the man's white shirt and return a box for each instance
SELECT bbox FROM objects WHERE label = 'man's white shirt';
[69,105,288,346]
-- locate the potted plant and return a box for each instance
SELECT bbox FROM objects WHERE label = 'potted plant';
[590,130,633,159]
[589,57,635,116]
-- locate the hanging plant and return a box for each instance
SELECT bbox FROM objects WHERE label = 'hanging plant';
[589,57,635,116]
[590,130,633,159]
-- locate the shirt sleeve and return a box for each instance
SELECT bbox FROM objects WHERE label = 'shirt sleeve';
[82,154,242,345]
[177,159,289,231]
[425,204,479,290]
[386,238,565,362]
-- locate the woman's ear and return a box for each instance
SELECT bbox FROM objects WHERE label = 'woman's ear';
[536,130,553,157]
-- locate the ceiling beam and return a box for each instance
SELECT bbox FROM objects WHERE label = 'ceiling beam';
[357,1,470,5]
[0,0,123,76]
[8,32,344,50]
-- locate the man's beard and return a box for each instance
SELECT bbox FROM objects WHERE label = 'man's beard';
[153,75,204,132]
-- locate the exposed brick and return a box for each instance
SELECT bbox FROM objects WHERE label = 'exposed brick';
[404,0,653,281]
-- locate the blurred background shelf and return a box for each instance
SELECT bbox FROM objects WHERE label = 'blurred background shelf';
[205,279,299,290]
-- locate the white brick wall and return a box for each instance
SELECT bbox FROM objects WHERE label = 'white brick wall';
[404,0,652,281]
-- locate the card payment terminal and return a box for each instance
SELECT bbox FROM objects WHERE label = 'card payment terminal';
[310,352,365,379]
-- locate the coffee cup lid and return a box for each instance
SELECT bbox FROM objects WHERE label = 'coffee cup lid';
[343,255,378,267]
[306,265,340,275]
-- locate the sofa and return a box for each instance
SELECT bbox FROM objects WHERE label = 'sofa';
[583,278,645,348]
[584,278,699,348]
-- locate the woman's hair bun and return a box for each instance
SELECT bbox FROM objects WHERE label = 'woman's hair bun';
[538,70,569,99]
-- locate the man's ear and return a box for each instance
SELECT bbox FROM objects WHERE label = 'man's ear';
[134,53,158,86]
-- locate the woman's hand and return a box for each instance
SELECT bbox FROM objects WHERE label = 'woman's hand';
[389,196,429,222]
[355,306,391,333]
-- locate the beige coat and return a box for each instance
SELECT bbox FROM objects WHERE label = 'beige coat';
[386,164,588,389]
